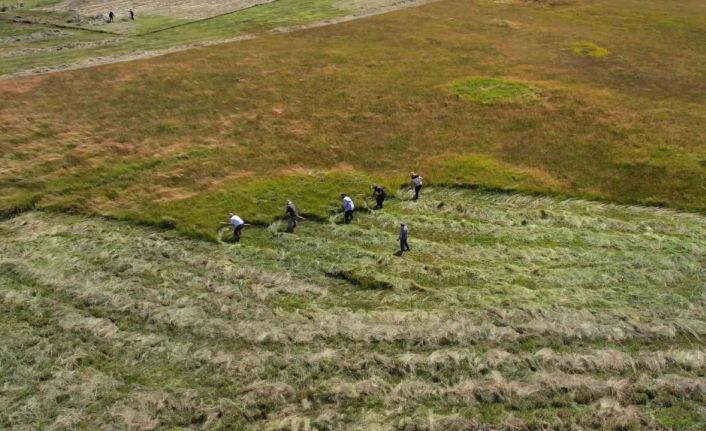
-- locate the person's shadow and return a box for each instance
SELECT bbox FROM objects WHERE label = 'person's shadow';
[393,250,403,257]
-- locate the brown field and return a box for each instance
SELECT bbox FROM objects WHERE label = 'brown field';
[1,0,705,239]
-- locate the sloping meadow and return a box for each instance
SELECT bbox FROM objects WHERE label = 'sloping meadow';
[2,0,706,232]
[2,188,705,429]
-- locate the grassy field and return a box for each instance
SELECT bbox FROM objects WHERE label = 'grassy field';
[0,0,422,76]
[1,0,705,241]
[2,0,705,429]
[2,188,705,429]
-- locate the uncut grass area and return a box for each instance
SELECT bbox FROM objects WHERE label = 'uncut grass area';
[2,189,706,429]
[1,0,705,239]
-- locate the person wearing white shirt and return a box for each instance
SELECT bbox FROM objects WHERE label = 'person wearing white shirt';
[340,194,355,224]
[228,213,245,241]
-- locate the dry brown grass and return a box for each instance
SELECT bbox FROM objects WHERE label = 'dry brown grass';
[1,0,705,235]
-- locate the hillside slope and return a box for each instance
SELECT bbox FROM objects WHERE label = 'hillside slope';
[2,189,705,429]
[2,0,705,238]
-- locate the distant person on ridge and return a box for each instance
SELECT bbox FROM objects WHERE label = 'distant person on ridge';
[129,9,134,20]
[341,194,355,224]
[286,200,302,233]
[372,185,386,209]
[226,212,245,242]
[399,223,411,253]
[410,172,423,201]
[108,11,114,22]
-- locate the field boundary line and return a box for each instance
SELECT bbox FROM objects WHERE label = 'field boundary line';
[0,0,442,80]
[135,0,276,36]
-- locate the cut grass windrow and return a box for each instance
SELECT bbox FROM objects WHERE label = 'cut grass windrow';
[1,188,705,429]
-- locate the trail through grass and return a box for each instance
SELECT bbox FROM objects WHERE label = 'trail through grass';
[2,188,705,429]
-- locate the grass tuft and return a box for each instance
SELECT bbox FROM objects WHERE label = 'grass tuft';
[570,41,610,58]
[449,77,538,104]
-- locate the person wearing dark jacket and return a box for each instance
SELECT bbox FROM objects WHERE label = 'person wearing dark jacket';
[399,223,411,253]
[410,172,423,201]
[372,185,386,209]
[286,200,300,232]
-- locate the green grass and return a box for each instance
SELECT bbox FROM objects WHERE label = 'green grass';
[570,41,610,58]
[450,77,538,104]
[1,3,705,428]
[1,188,705,429]
[134,15,189,34]
[17,0,64,8]
[2,0,705,239]
[0,0,352,74]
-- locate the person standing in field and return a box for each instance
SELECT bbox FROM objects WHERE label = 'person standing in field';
[341,194,355,224]
[286,200,300,233]
[399,223,411,253]
[410,172,423,201]
[227,213,245,242]
[108,11,115,22]
[129,9,134,20]
[372,185,386,209]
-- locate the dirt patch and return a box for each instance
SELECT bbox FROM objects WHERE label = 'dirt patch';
[488,18,521,29]
[205,171,255,190]
[153,187,199,202]
[0,75,43,93]
[524,0,578,5]
[334,0,429,14]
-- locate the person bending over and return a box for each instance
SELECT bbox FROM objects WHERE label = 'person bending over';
[372,185,386,209]
[228,213,245,241]
[341,194,355,224]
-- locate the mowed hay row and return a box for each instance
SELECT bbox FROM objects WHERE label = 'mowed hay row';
[1,189,705,429]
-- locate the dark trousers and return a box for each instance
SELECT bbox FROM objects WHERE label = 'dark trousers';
[376,196,385,209]
[400,239,411,252]
[287,217,297,232]
[344,210,354,224]
[233,225,243,241]
[413,185,422,200]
